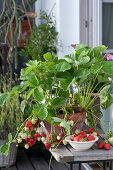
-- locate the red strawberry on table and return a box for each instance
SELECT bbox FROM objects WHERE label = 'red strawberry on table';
[74,135,84,142]
[82,131,87,137]
[71,135,75,141]
[98,141,104,149]
[87,135,95,141]
[104,143,110,150]
[74,129,82,135]
[88,128,95,134]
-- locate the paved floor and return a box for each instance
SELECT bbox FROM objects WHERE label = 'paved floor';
[0,148,112,170]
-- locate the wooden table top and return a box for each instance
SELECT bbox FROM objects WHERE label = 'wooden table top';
[50,129,113,163]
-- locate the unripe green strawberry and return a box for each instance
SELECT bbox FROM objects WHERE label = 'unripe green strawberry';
[17,138,22,143]
[63,139,68,145]
[31,118,37,124]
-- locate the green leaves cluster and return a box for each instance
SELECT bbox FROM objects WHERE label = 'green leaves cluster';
[20,10,58,61]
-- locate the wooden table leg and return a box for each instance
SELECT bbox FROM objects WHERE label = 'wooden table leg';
[103,161,106,170]
[110,161,112,170]
[70,163,73,170]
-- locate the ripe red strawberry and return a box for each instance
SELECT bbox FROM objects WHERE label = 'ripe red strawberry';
[73,136,82,142]
[98,141,104,149]
[96,131,100,136]
[33,133,40,139]
[65,116,69,121]
[88,128,95,134]
[104,143,110,150]
[54,141,59,147]
[25,121,32,127]
[41,133,46,138]
[58,124,61,128]
[75,129,82,135]
[87,135,95,141]
[59,134,64,141]
[45,142,51,150]
[29,125,34,132]
[25,137,30,142]
[71,135,75,141]
[28,138,36,147]
[82,131,87,137]
[34,120,39,127]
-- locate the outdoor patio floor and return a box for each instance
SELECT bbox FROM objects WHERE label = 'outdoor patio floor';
[0,148,112,170]
[0,148,83,170]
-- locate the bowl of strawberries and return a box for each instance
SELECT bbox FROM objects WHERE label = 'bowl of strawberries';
[65,129,99,151]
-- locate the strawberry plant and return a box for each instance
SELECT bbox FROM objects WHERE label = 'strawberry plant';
[0,44,113,155]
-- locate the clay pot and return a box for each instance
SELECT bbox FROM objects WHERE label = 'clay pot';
[8,20,32,48]
[44,112,86,137]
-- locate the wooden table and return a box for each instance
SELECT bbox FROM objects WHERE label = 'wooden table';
[50,131,113,170]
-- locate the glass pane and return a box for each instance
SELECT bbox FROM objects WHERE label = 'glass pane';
[102,3,113,49]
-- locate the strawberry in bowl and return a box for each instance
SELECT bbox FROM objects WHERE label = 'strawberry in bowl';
[65,129,99,151]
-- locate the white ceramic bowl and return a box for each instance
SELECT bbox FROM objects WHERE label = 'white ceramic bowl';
[65,135,98,151]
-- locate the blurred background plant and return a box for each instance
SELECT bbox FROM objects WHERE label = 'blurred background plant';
[20,10,58,61]
[0,0,38,89]
[0,77,23,139]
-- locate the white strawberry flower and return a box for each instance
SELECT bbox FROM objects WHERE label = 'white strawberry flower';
[25,144,29,149]
[21,133,27,139]
[41,137,46,142]
[57,136,61,140]
[17,138,22,143]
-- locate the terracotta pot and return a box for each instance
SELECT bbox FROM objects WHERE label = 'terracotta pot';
[44,112,86,137]
[8,20,32,48]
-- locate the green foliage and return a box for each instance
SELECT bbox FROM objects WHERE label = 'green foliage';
[0,80,23,140]
[20,11,58,61]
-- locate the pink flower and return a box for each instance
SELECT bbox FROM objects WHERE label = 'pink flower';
[104,53,113,61]
[71,44,77,48]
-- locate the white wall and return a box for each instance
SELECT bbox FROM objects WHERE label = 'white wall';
[35,0,80,58]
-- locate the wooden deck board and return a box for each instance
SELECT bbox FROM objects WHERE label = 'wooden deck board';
[16,149,34,170]
[1,166,17,170]
[30,157,49,170]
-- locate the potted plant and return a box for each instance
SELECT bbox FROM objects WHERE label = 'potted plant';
[0,44,113,154]
[20,10,58,61]
[0,78,24,167]
[0,0,37,87]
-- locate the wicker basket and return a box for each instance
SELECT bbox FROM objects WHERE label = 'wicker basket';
[0,140,18,167]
